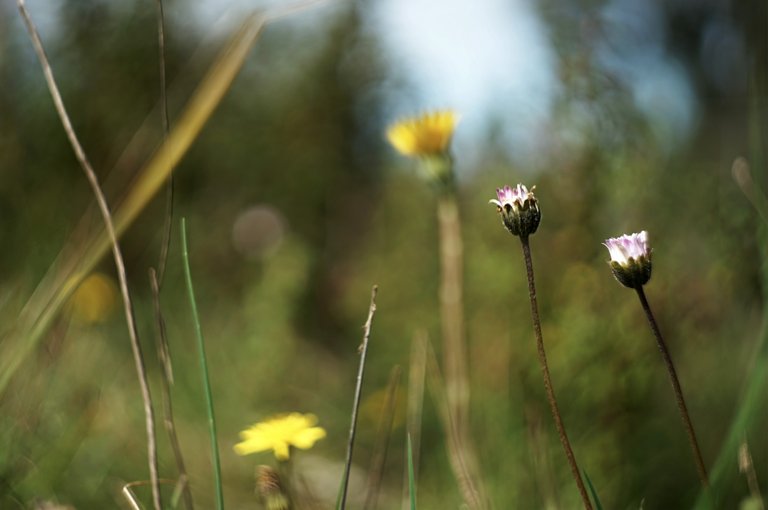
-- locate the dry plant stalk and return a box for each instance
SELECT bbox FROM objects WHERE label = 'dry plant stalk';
[16,1,162,507]
[149,269,194,510]
[340,286,379,510]
[437,194,489,510]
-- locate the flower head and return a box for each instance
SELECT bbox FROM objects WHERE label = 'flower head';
[603,231,652,288]
[234,412,326,460]
[386,110,459,158]
[489,184,541,237]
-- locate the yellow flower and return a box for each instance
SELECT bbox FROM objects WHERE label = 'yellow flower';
[234,413,326,460]
[386,110,459,157]
[69,272,118,324]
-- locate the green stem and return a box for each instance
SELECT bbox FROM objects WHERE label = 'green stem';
[635,286,709,488]
[181,218,225,510]
[520,236,592,510]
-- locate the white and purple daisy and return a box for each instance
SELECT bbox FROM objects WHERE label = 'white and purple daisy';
[489,184,541,237]
[603,231,652,288]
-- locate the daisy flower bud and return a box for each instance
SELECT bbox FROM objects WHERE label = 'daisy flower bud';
[603,231,652,288]
[489,184,541,238]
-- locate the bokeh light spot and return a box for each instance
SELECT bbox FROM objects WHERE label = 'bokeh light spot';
[231,205,287,259]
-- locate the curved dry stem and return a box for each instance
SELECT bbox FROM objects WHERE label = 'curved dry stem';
[16,1,162,508]
[635,286,709,488]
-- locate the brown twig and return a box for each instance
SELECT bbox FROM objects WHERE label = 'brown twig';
[340,285,379,510]
[16,2,162,508]
[635,286,709,488]
[520,236,592,509]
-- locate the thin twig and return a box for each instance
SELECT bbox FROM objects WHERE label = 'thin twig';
[150,2,189,506]
[520,236,592,509]
[181,218,224,510]
[16,2,162,508]
[635,286,709,488]
[154,0,174,286]
[150,268,194,510]
[339,285,378,510]
[155,0,170,137]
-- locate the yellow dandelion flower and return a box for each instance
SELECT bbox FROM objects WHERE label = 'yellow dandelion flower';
[386,110,459,157]
[234,413,326,461]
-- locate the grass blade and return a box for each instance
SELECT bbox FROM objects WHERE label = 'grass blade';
[407,434,417,510]
[583,470,603,510]
[181,218,224,510]
[363,365,402,510]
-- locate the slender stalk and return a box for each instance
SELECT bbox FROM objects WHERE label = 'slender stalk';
[154,0,174,287]
[181,218,224,510]
[436,193,488,510]
[635,286,709,488]
[406,434,417,510]
[16,2,162,508]
[339,286,378,510]
[149,4,189,504]
[149,269,194,510]
[520,236,592,510]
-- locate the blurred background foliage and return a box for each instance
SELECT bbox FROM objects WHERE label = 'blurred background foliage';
[0,0,766,508]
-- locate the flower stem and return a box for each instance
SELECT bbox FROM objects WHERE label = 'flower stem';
[437,193,489,510]
[519,236,592,510]
[437,193,470,432]
[634,286,709,488]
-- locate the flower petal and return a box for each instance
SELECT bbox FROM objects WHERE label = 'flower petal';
[291,426,327,450]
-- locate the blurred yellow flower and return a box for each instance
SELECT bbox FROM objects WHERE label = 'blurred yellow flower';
[234,413,326,460]
[386,110,459,157]
[69,272,118,324]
